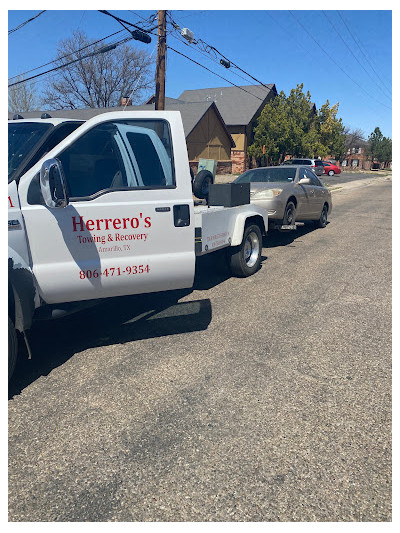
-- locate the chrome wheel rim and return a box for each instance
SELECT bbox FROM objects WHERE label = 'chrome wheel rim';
[243,231,260,267]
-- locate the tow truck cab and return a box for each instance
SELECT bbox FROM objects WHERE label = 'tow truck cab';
[8,111,268,380]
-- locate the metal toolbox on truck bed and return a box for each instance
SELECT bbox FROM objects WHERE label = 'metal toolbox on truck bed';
[208,183,250,207]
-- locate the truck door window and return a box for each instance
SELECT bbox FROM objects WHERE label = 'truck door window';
[57,119,175,200]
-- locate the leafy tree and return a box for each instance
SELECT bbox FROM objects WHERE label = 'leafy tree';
[248,84,346,165]
[366,127,384,162]
[366,127,392,167]
[8,77,38,113]
[41,31,154,109]
[315,101,345,159]
[247,90,291,166]
[285,84,315,157]
[379,137,392,167]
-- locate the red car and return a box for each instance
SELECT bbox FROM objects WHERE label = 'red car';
[322,161,341,176]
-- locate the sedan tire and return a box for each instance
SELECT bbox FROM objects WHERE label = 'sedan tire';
[283,201,296,225]
[9,317,17,382]
[314,204,328,228]
[328,170,335,176]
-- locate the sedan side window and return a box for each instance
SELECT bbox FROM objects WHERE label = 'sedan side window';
[305,169,321,185]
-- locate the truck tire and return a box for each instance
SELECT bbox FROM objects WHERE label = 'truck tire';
[192,170,214,199]
[230,224,262,277]
[8,317,17,382]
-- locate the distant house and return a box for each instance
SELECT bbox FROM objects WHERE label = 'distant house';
[177,84,278,173]
[339,144,369,170]
[9,100,235,174]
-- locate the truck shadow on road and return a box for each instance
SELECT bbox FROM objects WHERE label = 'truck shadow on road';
[9,290,212,399]
[193,251,269,291]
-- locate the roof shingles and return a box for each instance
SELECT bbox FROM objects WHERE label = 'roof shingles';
[178,84,276,126]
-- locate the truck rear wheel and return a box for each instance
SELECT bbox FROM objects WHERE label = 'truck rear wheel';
[8,317,17,382]
[230,224,262,277]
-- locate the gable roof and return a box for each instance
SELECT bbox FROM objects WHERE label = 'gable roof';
[8,100,235,145]
[143,95,185,105]
[178,84,277,126]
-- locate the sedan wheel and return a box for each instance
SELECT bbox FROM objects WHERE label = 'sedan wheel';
[314,204,328,228]
[283,201,296,225]
[328,170,335,176]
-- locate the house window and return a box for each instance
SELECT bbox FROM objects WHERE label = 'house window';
[357,147,362,154]
[347,148,350,154]
[352,147,356,153]
[342,159,348,167]
[352,159,359,167]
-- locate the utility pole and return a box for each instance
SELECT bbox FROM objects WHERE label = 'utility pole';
[155,10,167,110]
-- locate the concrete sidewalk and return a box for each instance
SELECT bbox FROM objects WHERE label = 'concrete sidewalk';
[327,174,392,193]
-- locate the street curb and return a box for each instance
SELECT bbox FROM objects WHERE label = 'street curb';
[328,175,391,193]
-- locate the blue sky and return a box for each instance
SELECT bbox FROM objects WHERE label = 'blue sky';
[8,8,392,138]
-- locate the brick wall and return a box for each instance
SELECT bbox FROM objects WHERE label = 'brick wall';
[231,150,248,174]
[189,160,232,175]
[216,161,232,174]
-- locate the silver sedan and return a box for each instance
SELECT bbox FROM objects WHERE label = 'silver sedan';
[234,165,332,228]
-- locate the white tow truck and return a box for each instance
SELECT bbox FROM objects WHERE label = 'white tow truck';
[8,111,268,380]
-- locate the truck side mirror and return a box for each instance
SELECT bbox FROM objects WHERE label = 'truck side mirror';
[40,158,69,208]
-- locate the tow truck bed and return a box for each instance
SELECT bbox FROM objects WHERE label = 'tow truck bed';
[194,204,267,256]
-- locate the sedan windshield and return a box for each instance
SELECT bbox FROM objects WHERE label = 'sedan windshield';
[235,167,296,183]
[8,122,52,178]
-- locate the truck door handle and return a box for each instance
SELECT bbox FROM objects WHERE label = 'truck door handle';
[173,204,190,227]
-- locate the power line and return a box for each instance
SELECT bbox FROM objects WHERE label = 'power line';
[166,45,264,102]
[336,10,392,96]
[266,10,319,62]
[128,11,158,30]
[166,20,263,90]
[167,12,272,92]
[8,29,127,82]
[8,37,132,88]
[8,10,46,35]
[323,11,391,102]
[289,10,391,111]
[98,10,158,36]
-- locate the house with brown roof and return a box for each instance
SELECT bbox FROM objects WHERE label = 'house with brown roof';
[177,84,277,173]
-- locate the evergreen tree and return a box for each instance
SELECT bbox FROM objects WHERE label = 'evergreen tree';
[248,84,345,165]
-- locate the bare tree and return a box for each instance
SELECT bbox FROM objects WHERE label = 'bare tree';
[8,77,38,113]
[41,31,154,109]
[344,127,366,150]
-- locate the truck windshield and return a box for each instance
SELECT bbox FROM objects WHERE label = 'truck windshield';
[8,122,52,178]
[235,167,296,183]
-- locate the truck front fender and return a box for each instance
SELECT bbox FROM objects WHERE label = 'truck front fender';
[230,208,268,246]
[8,247,37,333]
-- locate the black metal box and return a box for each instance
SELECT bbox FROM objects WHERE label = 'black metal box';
[208,183,250,207]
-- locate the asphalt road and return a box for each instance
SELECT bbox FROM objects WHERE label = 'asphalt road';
[321,171,390,187]
[8,177,392,522]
